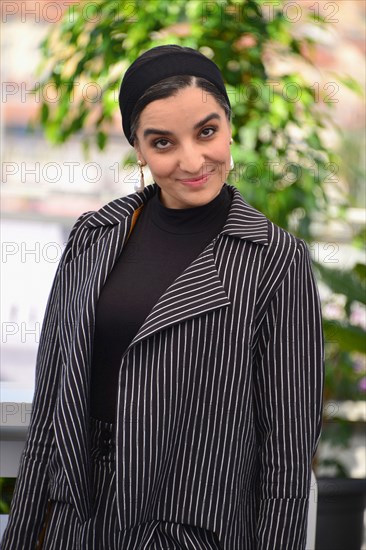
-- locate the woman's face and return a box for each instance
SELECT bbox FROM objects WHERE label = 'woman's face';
[134,86,232,209]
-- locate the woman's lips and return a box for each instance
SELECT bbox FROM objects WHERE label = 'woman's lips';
[179,172,212,186]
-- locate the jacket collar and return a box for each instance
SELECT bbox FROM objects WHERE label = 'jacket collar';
[85,183,269,245]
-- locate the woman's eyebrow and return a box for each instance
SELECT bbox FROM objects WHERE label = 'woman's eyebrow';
[193,112,221,129]
[143,112,221,138]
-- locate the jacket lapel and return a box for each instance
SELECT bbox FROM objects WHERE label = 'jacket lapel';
[124,237,232,350]
[121,184,269,350]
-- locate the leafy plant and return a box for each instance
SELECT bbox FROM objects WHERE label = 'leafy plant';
[32,0,352,239]
[314,257,366,477]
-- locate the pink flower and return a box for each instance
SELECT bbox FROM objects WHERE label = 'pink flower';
[359,377,366,392]
[350,304,366,330]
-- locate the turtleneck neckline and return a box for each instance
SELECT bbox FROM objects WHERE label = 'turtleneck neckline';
[149,185,231,235]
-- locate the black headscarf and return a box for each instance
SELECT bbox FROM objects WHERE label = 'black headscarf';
[118,45,230,145]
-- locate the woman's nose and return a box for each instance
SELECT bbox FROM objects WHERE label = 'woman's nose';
[177,143,206,174]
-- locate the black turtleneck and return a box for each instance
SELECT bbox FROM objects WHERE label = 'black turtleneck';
[90,185,232,422]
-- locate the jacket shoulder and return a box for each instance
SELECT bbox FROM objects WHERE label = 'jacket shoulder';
[266,219,298,257]
[61,186,158,262]
[266,219,311,268]
[255,219,307,316]
[62,210,95,264]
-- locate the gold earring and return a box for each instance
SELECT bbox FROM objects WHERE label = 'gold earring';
[135,160,145,192]
[230,138,233,144]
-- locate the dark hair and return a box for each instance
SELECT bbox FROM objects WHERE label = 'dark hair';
[130,74,232,145]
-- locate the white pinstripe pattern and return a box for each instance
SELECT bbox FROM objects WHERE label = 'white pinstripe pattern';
[1,183,324,550]
[41,418,221,549]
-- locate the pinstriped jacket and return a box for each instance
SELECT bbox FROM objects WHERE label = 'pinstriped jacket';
[1,183,324,550]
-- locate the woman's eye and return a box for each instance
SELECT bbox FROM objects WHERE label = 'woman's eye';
[201,127,216,137]
[153,139,170,149]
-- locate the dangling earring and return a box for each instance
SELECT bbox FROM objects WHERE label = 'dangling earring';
[229,138,234,170]
[135,160,145,192]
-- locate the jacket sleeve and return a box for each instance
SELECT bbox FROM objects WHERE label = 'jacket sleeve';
[253,238,324,550]
[1,212,93,550]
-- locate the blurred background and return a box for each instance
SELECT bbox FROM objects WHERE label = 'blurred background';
[1,1,365,548]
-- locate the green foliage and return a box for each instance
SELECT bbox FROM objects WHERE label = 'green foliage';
[315,262,366,310]
[314,253,366,476]
[314,260,366,404]
[33,0,345,238]
[0,478,16,514]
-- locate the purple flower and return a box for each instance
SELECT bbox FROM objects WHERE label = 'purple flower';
[359,377,366,392]
[353,358,365,373]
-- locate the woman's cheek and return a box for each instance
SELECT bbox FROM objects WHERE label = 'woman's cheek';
[158,158,175,174]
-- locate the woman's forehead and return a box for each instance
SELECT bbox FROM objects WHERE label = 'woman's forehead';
[137,87,225,127]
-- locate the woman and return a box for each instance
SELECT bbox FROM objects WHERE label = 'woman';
[1,45,324,550]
